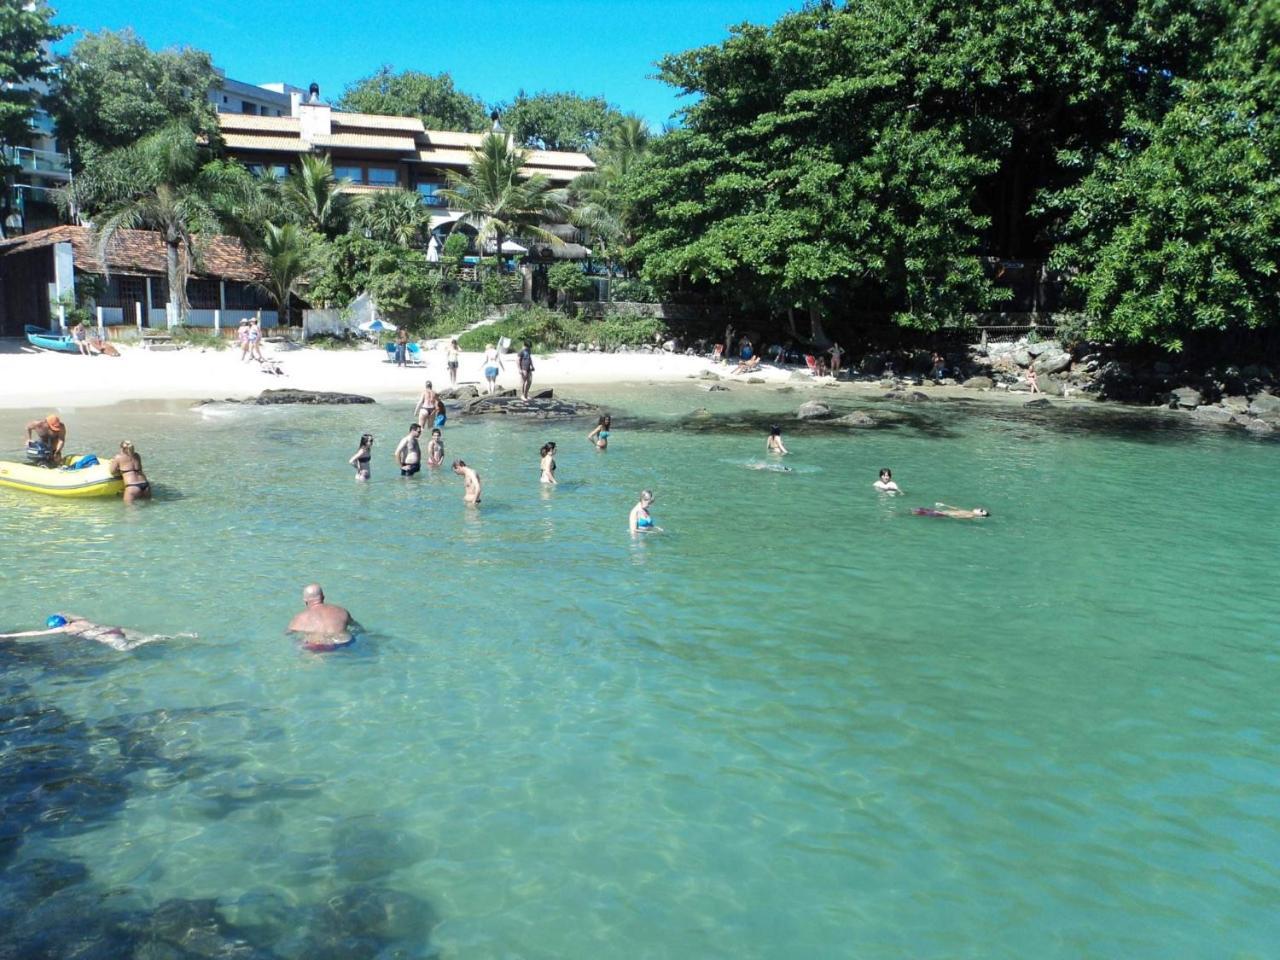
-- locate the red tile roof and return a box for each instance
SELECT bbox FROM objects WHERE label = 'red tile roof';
[0,225,265,282]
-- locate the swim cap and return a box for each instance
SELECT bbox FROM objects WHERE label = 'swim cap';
[46,414,62,429]
[46,614,68,628]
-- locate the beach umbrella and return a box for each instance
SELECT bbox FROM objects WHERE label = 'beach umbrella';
[358,318,397,333]
[426,236,441,263]
[483,239,528,255]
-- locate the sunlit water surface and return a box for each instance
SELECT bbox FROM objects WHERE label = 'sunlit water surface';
[1,384,1278,959]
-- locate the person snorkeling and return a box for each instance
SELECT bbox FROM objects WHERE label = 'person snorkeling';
[0,613,193,651]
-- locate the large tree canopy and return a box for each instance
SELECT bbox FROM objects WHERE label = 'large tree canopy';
[337,67,488,133]
[497,91,624,153]
[48,29,219,165]
[0,0,65,150]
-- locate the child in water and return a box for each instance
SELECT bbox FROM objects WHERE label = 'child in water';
[425,429,444,467]
[874,468,901,494]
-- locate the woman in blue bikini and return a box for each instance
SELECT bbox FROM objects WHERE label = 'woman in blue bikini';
[587,414,612,450]
[629,489,659,533]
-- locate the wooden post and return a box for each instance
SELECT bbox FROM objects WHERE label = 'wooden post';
[96,305,104,338]
[144,278,153,328]
[135,301,143,333]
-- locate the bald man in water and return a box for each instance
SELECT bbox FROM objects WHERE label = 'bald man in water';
[286,583,357,650]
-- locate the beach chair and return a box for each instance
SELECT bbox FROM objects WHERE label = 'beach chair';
[711,343,724,363]
[384,343,397,363]
[407,343,425,365]
[804,354,818,375]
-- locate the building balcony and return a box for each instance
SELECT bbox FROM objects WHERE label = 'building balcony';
[4,146,71,180]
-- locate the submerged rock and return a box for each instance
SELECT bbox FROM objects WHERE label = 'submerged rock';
[461,395,599,419]
[833,412,876,427]
[702,383,730,392]
[796,400,833,420]
[255,389,374,405]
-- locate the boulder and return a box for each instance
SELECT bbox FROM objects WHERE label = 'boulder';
[439,384,480,400]
[962,376,994,390]
[702,383,729,392]
[775,386,796,394]
[1023,397,1052,408]
[1243,418,1274,434]
[1221,395,1251,414]
[797,400,833,420]
[462,394,599,419]
[1190,406,1235,425]
[530,388,554,400]
[833,411,876,427]
[1034,352,1073,375]
[1012,348,1032,367]
[698,370,723,381]
[1170,386,1202,409]
[661,339,677,352]
[746,377,767,384]
[255,389,374,405]
[1025,339,1062,357]
[1247,393,1280,417]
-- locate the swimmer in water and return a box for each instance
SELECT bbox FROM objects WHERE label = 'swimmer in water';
[540,442,557,484]
[453,459,482,504]
[286,583,358,651]
[394,423,422,477]
[629,489,659,533]
[765,425,789,455]
[0,613,194,651]
[587,415,611,450]
[874,468,902,494]
[425,428,444,467]
[349,433,373,481]
[912,503,990,519]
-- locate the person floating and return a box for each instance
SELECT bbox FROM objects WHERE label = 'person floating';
[286,583,357,651]
[25,414,66,466]
[349,433,373,481]
[874,468,901,494]
[415,381,438,429]
[518,341,535,400]
[540,442,557,484]
[482,343,504,395]
[912,503,990,519]
[425,428,444,468]
[766,425,789,455]
[108,441,152,503]
[0,613,193,651]
[587,415,611,450]
[394,423,422,477]
[453,459,482,504]
[629,489,659,533]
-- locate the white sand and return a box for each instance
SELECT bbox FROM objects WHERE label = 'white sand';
[0,341,797,410]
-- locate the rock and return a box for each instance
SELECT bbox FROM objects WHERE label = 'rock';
[687,407,713,419]
[576,343,587,352]
[698,370,723,381]
[1243,418,1274,433]
[1221,395,1250,414]
[746,377,766,384]
[439,385,480,400]
[255,389,374,405]
[962,376,994,390]
[661,339,677,352]
[833,411,875,427]
[1190,406,1235,424]
[1023,397,1052,408]
[1025,339,1062,357]
[796,400,833,420]
[530,388,554,400]
[462,395,599,419]
[790,370,813,382]
[1170,386,1202,409]
[775,386,796,394]
[702,383,729,392]
[1034,352,1073,375]
[1247,393,1280,417]
[1012,348,1032,367]
[907,391,930,402]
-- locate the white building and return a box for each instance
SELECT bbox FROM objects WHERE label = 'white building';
[208,69,305,118]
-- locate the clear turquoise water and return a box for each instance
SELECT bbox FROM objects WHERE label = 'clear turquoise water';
[2,386,1278,959]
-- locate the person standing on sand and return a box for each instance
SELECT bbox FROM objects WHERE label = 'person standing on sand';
[518,341,535,399]
[349,433,373,481]
[540,442,557,484]
[237,320,251,361]
[446,339,460,386]
[108,441,152,503]
[248,319,264,361]
[453,459,482,504]
[415,381,439,428]
[426,428,444,467]
[395,327,409,367]
[394,423,422,477]
[587,414,611,450]
[482,343,504,394]
[286,584,357,651]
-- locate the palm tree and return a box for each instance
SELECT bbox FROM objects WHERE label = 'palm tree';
[570,116,651,295]
[281,154,351,237]
[254,222,313,326]
[61,123,245,324]
[354,188,428,247]
[437,133,568,268]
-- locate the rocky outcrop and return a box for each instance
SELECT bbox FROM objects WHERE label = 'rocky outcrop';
[833,411,876,427]
[796,400,833,420]
[439,385,480,400]
[461,395,598,419]
[1170,386,1203,409]
[1248,393,1280,418]
[962,376,994,390]
[255,389,374,405]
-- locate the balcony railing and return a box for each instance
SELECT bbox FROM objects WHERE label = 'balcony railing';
[3,146,71,178]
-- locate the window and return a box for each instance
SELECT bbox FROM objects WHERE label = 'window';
[241,101,257,115]
[334,166,363,183]
[367,167,398,186]
[416,182,446,206]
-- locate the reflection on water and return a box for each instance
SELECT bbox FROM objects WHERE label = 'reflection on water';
[1,391,1278,958]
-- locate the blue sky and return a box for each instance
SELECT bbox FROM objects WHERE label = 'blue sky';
[51,0,800,126]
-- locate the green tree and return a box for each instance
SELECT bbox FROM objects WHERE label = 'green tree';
[337,66,488,132]
[280,154,351,237]
[570,115,650,264]
[0,0,65,149]
[309,233,439,327]
[353,188,429,246]
[497,91,623,153]
[437,133,569,270]
[61,123,248,323]
[255,222,314,326]
[48,29,218,165]
[546,261,592,307]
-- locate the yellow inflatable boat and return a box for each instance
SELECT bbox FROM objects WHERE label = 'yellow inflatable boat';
[0,455,124,498]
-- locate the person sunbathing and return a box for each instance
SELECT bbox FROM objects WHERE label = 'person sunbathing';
[731,355,762,375]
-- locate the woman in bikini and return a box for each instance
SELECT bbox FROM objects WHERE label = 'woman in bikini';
[587,414,612,450]
[540,442,558,484]
[109,441,152,503]
[349,434,373,481]
[482,343,504,394]
[629,489,659,533]
[446,339,461,387]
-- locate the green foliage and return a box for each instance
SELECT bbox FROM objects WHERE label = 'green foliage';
[281,154,351,237]
[591,313,667,349]
[441,232,469,261]
[454,305,668,352]
[48,29,218,164]
[480,272,517,306]
[497,90,624,152]
[309,233,440,330]
[337,66,488,132]
[609,277,660,303]
[0,0,66,150]
[547,262,592,300]
[353,188,428,246]
[255,222,315,323]
[435,287,490,334]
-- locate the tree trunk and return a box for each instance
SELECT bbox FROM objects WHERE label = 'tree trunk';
[166,240,188,327]
[786,307,798,339]
[808,302,828,345]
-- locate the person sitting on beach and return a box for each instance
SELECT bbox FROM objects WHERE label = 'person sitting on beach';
[349,433,373,481]
[540,442,557,484]
[72,322,91,356]
[731,355,762,375]
[446,339,461,386]
[587,415,611,450]
[394,424,422,477]
[766,425,789,455]
[257,357,285,376]
[286,584,357,651]
[912,503,990,519]
[874,468,901,494]
[629,489,659,533]
[1026,364,1041,394]
[0,613,193,652]
[25,414,66,466]
[425,429,444,467]
[415,381,439,429]
[453,459,482,504]
[482,343,504,394]
[108,441,152,503]
[738,336,754,361]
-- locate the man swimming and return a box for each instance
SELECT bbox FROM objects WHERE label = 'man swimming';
[394,423,422,477]
[286,583,357,651]
[912,503,990,519]
[452,459,482,504]
[0,613,193,651]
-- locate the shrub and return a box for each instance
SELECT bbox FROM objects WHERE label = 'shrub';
[547,262,593,302]
[609,277,660,303]
[455,306,588,352]
[592,313,668,348]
